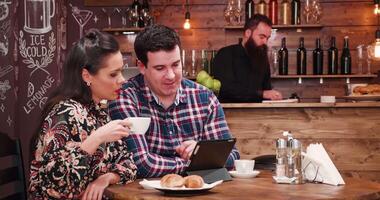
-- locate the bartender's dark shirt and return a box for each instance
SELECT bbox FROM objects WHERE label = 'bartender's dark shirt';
[213,44,272,103]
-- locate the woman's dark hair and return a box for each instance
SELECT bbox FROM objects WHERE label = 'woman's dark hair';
[134,24,181,66]
[29,29,119,160]
[244,14,273,31]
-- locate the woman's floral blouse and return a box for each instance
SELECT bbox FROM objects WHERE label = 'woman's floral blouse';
[29,99,137,199]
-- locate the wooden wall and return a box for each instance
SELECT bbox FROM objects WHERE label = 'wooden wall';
[82,0,380,101]
[223,105,380,182]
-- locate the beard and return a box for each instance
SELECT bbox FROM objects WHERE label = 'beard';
[244,37,269,70]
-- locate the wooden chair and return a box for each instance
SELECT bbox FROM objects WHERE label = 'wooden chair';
[0,132,27,200]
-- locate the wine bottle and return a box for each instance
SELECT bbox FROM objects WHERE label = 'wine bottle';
[269,0,278,24]
[313,38,323,75]
[328,37,338,74]
[341,36,351,75]
[131,0,142,27]
[278,37,288,75]
[280,0,291,25]
[245,0,255,22]
[297,37,307,75]
[291,0,301,25]
[257,0,267,16]
[141,0,151,26]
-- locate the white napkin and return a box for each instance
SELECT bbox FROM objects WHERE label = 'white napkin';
[302,143,345,186]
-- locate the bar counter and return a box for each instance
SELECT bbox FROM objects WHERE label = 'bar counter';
[221,102,380,182]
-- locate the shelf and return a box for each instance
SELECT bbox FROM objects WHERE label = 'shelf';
[225,24,323,30]
[272,74,377,79]
[272,74,377,84]
[102,27,143,35]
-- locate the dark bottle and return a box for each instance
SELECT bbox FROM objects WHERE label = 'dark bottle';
[313,38,323,75]
[296,37,307,75]
[141,0,151,26]
[269,0,278,24]
[278,37,288,75]
[245,0,255,22]
[131,0,142,27]
[328,37,339,74]
[340,36,351,74]
[291,0,301,25]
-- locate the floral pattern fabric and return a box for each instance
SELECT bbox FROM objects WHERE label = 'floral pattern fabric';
[29,99,137,199]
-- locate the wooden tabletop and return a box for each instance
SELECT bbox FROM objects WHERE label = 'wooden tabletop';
[221,102,380,108]
[105,172,380,200]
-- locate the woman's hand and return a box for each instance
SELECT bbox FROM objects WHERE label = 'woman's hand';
[93,119,132,143]
[81,173,120,200]
[80,119,131,154]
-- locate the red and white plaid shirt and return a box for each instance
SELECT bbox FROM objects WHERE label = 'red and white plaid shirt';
[109,74,240,178]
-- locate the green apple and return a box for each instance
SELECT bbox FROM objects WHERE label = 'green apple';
[213,79,221,92]
[196,70,210,84]
[203,77,214,89]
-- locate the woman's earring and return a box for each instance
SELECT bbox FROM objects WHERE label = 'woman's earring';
[87,82,91,86]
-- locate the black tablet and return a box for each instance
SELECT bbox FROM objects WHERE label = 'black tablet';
[186,138,236,171]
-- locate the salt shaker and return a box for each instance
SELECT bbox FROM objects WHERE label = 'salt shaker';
[289,139,303,184]
[276,138,287,177]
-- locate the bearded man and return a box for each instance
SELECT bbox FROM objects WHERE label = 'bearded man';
[213,14,282,103]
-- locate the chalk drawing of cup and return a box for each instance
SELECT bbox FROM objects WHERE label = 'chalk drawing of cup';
[24,0,55,34]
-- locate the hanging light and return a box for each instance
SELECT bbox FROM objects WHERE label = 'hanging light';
[375,0,380,15]
[183,0,191,29]
[368,0,380,60]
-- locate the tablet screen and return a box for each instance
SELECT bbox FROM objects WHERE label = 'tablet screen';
[186,138,236,171]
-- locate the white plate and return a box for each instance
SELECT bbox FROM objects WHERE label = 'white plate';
[228,170,260,179]
[139,179,223,194]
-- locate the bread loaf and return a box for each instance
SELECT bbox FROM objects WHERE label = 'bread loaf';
[160,174,184,188]
[184,175,204,188]
[353,84,380,95]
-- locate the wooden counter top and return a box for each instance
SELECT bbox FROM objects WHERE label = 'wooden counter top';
[221,102,380,108]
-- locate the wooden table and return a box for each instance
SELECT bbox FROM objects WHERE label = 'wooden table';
[105,172,380,200]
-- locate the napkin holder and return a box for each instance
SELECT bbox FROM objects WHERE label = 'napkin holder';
[302,143,345,186]
[186,168,231,184]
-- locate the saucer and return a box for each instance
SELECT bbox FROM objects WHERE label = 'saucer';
[229,170,260,179]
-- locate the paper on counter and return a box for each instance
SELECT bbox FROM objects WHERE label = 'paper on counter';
[262,99,299,103]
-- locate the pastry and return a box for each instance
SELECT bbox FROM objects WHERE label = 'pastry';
[183,175,204,188]
[160,174,184,188]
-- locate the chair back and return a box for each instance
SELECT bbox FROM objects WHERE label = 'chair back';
[0,132,27,200]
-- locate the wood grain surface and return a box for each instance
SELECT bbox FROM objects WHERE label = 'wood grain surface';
[223,104,380,182]
[105,171,380,200]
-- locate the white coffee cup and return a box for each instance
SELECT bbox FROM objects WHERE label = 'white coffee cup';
[127,117,151,135]
[234,159,255,173]
[320,96,336,103]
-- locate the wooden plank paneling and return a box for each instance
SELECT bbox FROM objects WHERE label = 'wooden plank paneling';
[224,106,380,182]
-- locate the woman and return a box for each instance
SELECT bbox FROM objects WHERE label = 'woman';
[29,29,137,200]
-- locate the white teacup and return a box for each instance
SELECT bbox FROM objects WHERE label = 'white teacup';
[127,117,151,135]
[234,159,255,174]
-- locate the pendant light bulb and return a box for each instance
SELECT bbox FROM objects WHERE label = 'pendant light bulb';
[183,11,191,29]
[183,0,191,30]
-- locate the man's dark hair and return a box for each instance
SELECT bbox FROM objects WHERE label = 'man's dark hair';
[244,14,273,31]
[134,24,181,66]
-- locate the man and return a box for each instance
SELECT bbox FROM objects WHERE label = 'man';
[109,25,240,178]
[213,14,282,103]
